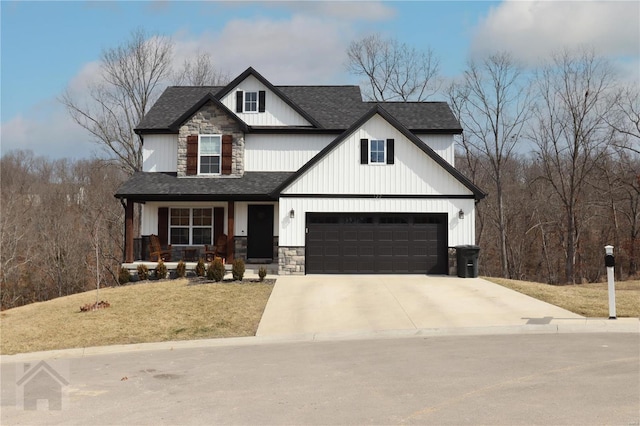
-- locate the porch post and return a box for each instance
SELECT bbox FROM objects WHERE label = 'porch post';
[227,201,235,263]
[125,199,134,263]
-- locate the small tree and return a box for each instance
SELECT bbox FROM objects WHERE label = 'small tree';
[175,260,187,278]
[207,258,225,282]
[195,258,206,277]
[118,267,131,284]
[155,260,168,280]
[232,259,245,281]
[258,266,267,282]
[137,264,149,281]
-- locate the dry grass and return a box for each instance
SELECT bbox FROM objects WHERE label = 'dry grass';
[0,279,273,355]
[486,277,640,318]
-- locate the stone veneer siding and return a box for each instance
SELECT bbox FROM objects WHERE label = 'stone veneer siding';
[233,236,280,266]
[448,248,457,276]
[278,247,305,275]
[177,101,245,177]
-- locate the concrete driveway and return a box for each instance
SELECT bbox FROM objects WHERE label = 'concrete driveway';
[257,275,585,337]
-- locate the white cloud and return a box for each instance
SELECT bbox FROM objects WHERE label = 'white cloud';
[173,14,356,84]
[471,1,640,65]
[1,100,98,160]
[3,9,373,160]
[274,1,396,22]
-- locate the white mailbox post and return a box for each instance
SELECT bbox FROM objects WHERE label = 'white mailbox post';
[604,245,616,320]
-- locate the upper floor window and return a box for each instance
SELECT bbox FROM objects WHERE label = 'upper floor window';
[370,139,386,164]
[199,135,221,174]
[244,92,258,112]
[360,138,395,165]
[236,90,266,113]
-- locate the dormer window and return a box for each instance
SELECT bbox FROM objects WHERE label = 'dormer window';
[236,90,266,113]
[199,135,221,174]
[244,92,258,112]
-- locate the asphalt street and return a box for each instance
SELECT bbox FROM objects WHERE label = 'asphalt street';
[2,333,639,425]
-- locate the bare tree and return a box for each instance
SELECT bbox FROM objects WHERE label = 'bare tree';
[61,29,173,174]
[174,51,229,86]
[449,52,532,278]
[347,34,441,101]
[530,49,618,283]
[609,85,640,154]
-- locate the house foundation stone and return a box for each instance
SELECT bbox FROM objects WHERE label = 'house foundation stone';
[278,247,305,275]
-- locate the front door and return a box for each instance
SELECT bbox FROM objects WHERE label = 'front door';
[247,204,274,260]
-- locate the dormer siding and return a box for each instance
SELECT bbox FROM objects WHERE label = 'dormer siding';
[177,101,245,177]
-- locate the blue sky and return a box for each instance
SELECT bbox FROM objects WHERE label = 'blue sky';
[1,1,638,160]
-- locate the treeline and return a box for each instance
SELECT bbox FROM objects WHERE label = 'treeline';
[458,150,640,284]
[1,151,126,310]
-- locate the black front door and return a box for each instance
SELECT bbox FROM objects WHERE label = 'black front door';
[247,204,274,260]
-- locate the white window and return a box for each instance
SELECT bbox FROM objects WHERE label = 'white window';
[244,91,258,112]
[170,208,213,245]
[370,139,386,164]
[199,135,221,174]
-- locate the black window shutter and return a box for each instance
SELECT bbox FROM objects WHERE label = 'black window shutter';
[236,91,243,113]
[258,91,266,112]
[360,139,368,164]
[386,139,395,164]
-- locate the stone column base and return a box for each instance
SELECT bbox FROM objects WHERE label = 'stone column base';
[278,246,305,275]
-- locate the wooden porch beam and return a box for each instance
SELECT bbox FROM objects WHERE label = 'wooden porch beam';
[124,199,134,263]
[227,201,235,263]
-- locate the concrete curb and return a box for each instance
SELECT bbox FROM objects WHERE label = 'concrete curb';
[2,318,637,363]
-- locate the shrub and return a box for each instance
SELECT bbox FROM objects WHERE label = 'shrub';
[176,260,187,278]
[137,264,149,281]
[258,266,267,282]
[232,258,245,281]
[155,260,168,280]
[195,258,206,277]
[207,258,225,282]
[118,267,131,284]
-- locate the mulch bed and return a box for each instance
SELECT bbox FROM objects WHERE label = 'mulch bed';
[187,276,276,285]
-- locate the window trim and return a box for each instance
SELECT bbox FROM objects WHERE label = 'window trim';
[169,207,214,246]
[198,134,222,175]
[244,91,258,113]
[369,139,386,165]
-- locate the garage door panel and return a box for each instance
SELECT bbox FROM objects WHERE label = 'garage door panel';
[306,213,447,274]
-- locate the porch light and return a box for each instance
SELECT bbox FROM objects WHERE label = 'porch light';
[458,209,464,220]
[289,209,295,219]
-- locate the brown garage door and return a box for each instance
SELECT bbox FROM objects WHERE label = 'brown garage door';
[305,213,448,274]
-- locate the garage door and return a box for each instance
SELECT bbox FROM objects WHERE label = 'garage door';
[306,213,447,274]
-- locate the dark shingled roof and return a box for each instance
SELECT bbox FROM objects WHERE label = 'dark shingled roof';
[115,172,293,201]
[136,86,462,133]
[136,86,223,131]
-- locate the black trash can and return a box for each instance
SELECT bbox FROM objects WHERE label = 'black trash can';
[456,245,480,278]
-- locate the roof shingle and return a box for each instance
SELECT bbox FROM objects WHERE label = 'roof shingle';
[115,171,293,201]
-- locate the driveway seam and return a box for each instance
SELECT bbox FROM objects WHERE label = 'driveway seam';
[383,281,418,329]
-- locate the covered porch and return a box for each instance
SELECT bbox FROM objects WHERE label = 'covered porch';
[115,171,292,266]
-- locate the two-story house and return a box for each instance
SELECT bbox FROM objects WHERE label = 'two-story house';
[115,67,485,274]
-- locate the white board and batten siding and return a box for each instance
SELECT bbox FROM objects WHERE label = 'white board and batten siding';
[278,198,476,247]
[142,134,178,172]
[417,134,455,166]
[281,114,470,196]
[244,134,334,171]
[277,114,476,247]
[220,75,311,127]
